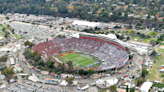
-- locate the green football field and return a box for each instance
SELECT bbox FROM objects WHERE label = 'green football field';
[60,53,97,67]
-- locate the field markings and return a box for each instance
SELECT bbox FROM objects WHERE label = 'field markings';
[60,52,97,66]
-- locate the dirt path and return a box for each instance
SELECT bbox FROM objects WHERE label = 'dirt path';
[159,45,164,49]
[129,40,151,46]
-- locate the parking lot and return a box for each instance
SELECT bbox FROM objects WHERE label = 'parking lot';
[4,81,69,92]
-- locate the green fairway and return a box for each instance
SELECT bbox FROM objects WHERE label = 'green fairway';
[60,52,97,67]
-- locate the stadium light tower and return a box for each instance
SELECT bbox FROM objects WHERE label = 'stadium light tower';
[115,64,117,73]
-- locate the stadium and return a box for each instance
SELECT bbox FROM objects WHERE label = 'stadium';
[33,33,129,71]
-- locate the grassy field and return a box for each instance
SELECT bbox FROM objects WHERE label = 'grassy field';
[132,36,141,41]
[148,31,158,37]
[148,48,164,81]
[59,52,97,67]
[126,29,134,33]
[142,38,157,42]
[1,25,7,28]
[14,34,19,39]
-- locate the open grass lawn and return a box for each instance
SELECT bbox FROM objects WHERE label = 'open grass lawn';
[142,38,157,42]
[148,32,158,37]
[59,52,97,67]
[132,36,141,41]
[0,30,3,36]
[148,48,164,81]
[142,39,150,42]
[126,29,134,32]
[14,34,19,39]
[1,25,7,28]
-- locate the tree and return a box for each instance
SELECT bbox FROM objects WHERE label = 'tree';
[88,68,94,75]
[38,59,44,66]
[66,25,71,29]
[2,28,5,32]
[126,85,128,92]
[49,25,52,28]
[127,36,130,40]
[150,40,156,46]
[34,54,41,62]
[23,49,32,59]
[66,77,74,86]
[130,87,135,92]
[1,66,15,78]
[141,68,148,79]
[128,24,133,29]
[0,55,8,62]
[147,14,150,19]
[24,41,34,48]
[75,66,81,76]
[61,63,65,72]
[6,17,9,20]
[32,50,39,57]
[47,56,51,62]
[47,60,55,68]
[151,50,157,57]
[134,78,142,86]
[4,31,10,38]
[110,85,118,92]
[114,25,120,29]
[14,76,18,80]
[11,29,14,34]
[67,61,73,72]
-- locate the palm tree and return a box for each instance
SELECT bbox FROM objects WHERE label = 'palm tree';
[110,85,118,92]
[104,81,107,87]
[75,66,81,76]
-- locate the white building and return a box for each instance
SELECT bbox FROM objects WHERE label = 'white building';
[140,82,153,92]
[28,74,40,82]
[96,78,118,88]
[72,20,100,28]
[9,57,15,65]
[60,80,68,86]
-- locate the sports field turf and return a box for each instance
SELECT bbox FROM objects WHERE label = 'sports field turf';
[59,52,97,67]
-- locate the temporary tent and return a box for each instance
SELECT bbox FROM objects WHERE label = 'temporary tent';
[10,79,16,83]
[106,78,119,85]
[50,73,55,75]
[125,82,135,88]
[0,71,5,80]
[40,71,49,75]
[60,80,68,86]
[96,78,118,86]
[81,84,90,90]
[72,20,100,28]
[140,82,153,92]
[0,85,6,89]
[72,81,78,86]
[28,74,39,82]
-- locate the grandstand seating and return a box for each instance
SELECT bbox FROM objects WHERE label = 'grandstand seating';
[33,36,128,70]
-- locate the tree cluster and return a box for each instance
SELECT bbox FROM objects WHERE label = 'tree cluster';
[1,66,15,78]
[0,55,8,62]
[24,40,34,48]
[23,49,45,67]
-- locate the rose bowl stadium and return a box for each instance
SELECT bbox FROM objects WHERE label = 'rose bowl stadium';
[33,32,129,71]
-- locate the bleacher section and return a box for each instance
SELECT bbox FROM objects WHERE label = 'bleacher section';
[33,36,128,71]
